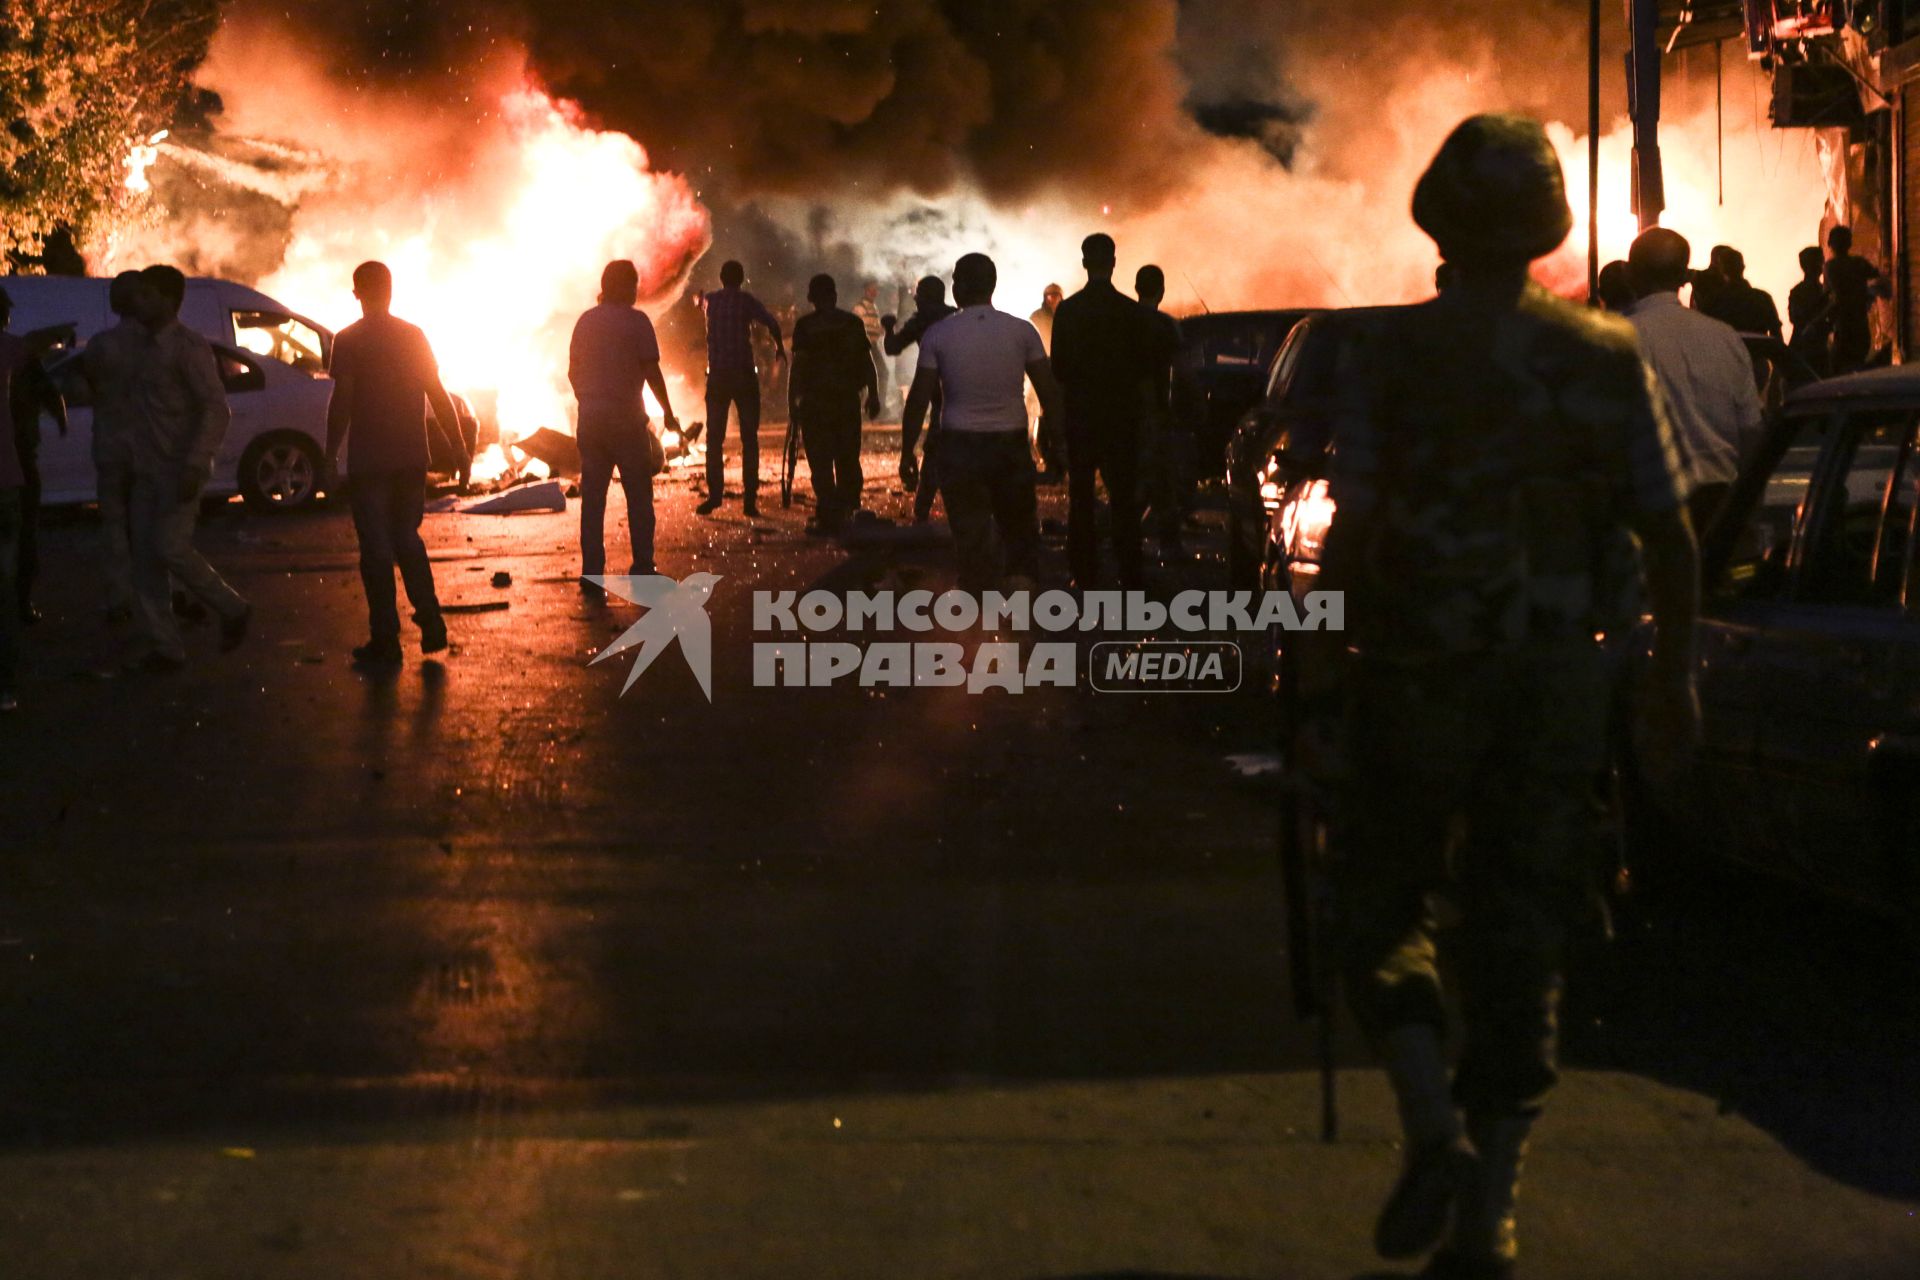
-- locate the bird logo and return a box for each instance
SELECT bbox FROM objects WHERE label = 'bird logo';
[586,573,722,699]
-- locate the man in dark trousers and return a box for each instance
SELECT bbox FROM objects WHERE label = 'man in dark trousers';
[325,261,459,669]
[1298,114,1700,1279]
[1050,233,1157,588]
[0,287,68,626]
[699,259,783,517]
[789,273,879,535]
[883,275,957,524]
[902,253,1059,592]
[1134,264,1187,556]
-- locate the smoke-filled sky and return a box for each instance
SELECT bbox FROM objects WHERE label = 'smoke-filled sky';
[141,0,1827,320]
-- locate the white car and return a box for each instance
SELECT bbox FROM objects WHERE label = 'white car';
[5,275,337,510]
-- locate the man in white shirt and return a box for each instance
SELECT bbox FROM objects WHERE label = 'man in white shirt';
[902,253,1063,592]
[1625,227,1765,533]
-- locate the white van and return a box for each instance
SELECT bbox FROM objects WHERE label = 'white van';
[2,275,337,510]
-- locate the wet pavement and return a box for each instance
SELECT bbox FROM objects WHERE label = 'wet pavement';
[1,426,1916,1278]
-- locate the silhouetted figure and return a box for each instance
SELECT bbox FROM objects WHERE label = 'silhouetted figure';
[1135,264,1187,556]
[1029,283,1066,480]
[1625,228,1764,536]
[0,297,64,708]
[882,275,957,524]
[1593,259,1635,312]
[0,287,66,627]
[324,262,457,668]
[901,253,1060,591]
[1824,225,1884,373]
[1787,245,1831,377]
[789,274,880,535]
[1303,113,1699,1280]
[852,282,891,417]
[699,260,784,518]
[1694,246,1781,338]
[78,271,157,639]
[126,264,249,670]
[1050,234,1158,588]
[569,260,680,586]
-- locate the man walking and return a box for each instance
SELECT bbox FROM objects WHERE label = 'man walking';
[1301,114,1700,1280]
[1,287,68,626]
[569,260,681,587]
[1029,283,1066,481]
[901,254,1059,592]
[698,260,783,517]
[789,274,880,535]
[325,261,458,668]
[1625,227,1765,535]
[1050,233,1157,588]
[1134,264,1188,556]
[79,272,156,639]
[127,264,249,670]
[882,275,957,524]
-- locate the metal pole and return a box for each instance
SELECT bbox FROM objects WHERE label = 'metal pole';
[1589,0,1601,301]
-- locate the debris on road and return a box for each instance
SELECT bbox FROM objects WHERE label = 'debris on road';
[491,571,513,588]
[442,601,511,615]
[444,480,568,515]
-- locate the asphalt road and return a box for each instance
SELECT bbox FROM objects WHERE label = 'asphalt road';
[0,427,1915,1278]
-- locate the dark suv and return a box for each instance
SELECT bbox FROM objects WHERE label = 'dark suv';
[1175,308,1317,477]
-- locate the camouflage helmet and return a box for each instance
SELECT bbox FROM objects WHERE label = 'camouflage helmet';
[1412,114,1573,264]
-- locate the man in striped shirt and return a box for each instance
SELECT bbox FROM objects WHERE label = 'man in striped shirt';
[699,261,784,517]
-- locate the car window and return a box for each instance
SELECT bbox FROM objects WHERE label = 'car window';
[1798,409,1920,608]
[1265,326,1308,398]
[232,310,326,375]
[1715,414,1831,602]
[217,348,268,395]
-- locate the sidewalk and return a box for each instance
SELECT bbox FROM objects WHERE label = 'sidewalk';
[1,1068,1909,1279]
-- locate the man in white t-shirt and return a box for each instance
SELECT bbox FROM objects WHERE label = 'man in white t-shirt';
[903,253,1063,592]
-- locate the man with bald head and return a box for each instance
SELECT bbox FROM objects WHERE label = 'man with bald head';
[1625,227,1764,534]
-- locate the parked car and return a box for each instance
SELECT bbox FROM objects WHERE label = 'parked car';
[1626,363,1920,916]
[1174,308,1317,477]
[8,274,338,510]
[7,274,475,510]
[1222,306,1397,588]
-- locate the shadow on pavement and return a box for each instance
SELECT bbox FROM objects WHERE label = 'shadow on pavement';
[1566,861,1920,1201]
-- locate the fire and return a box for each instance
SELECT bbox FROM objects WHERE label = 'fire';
[253,87,710,445]
[123,130,168,194]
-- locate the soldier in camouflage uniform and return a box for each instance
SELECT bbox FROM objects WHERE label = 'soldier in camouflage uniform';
[1299,115,1702,1278]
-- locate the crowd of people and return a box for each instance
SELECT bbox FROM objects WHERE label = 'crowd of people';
[0,102,1903,1278]
[690,242,1188,573]
[1588,221,1887,534]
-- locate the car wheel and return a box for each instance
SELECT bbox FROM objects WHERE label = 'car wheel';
[238,433,322,512]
